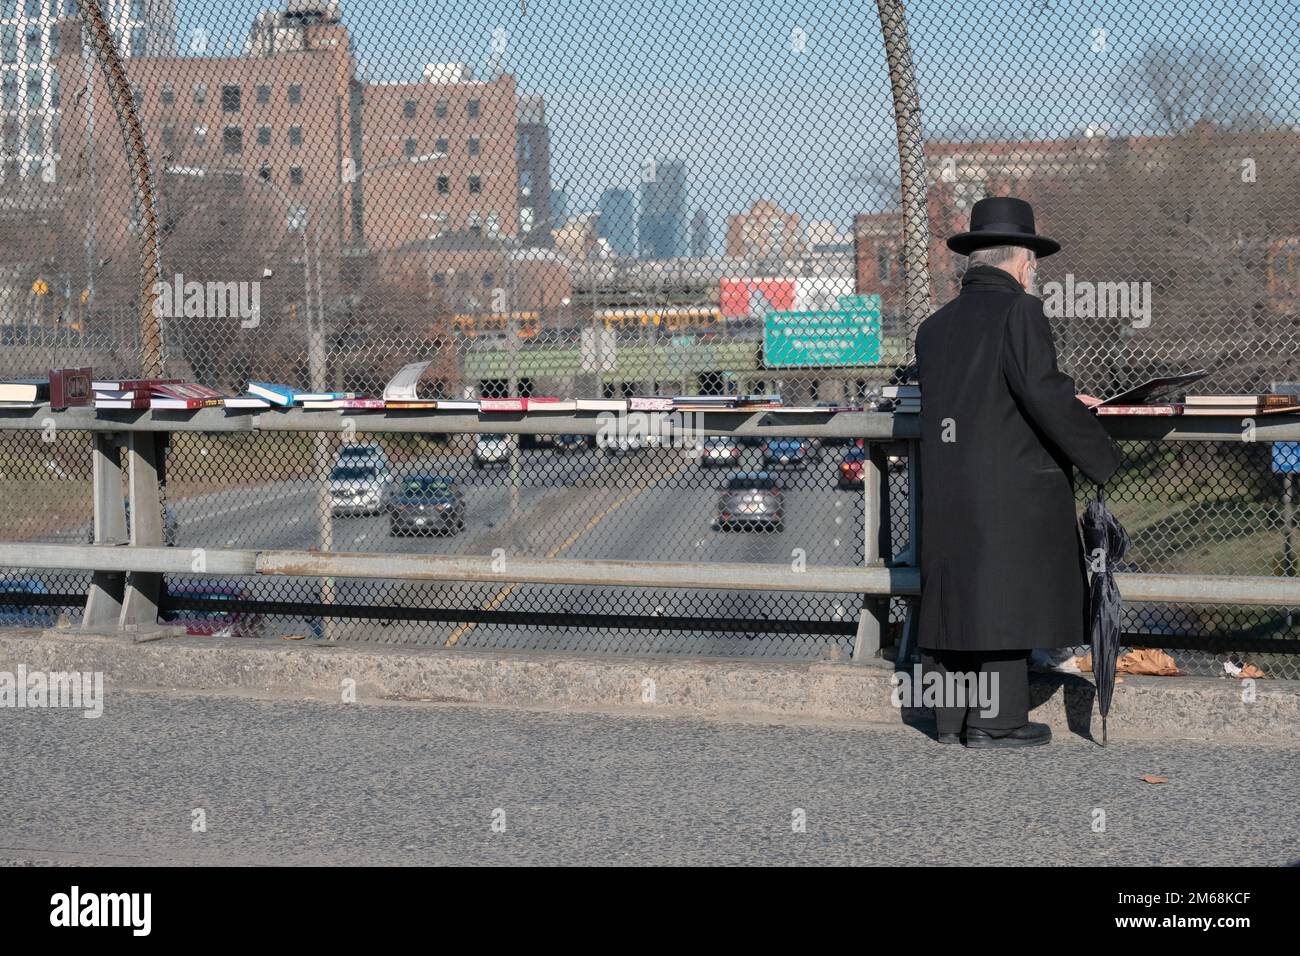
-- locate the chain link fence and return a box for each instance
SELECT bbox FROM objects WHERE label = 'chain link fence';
[1,1,1299,674]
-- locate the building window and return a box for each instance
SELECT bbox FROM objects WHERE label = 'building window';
[437,175,449,195]
[49,22,60,58]
[403,137,416,157]
[192,125,207,147]
[468,175,481,194]
[49,70,59,109]
[130,0,146,17]
[435,136,448,155]
[221,85,240,113]
[468,136,480,157]
[257,126,270,146]
[24,26,40,64]
[466,99,480,119]
[434,99,447,119]
[161,84,174,106]
[519,133,531,163]
[131,85,142,109]
[255,84,270,104]
[432,272,446,287]
[161,124,175,149]
[288,124,302,147]
[289,165,304,186]
[193,82,206,105]
[481,272,494,287]
[258,165,272,182]
[130,26,146,57]
[287,84,301,105]
[24,0,40,16]
[1,27,16,66]
[221,126,242,155]
[403,99,416,119]
[467,211,482,233]
[1,75,16,111]
[25,71,40,106]
[520,206,534,234]
[519,168,532,197]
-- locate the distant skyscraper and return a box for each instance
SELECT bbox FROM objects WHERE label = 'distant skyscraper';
[690,209,710,257]
[550,184,570,230]
[638,159,686,259]
[597,188,637,257]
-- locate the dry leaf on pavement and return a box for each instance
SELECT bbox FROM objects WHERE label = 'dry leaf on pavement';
[1117,648,1181,676]
[1141,775,1169,784]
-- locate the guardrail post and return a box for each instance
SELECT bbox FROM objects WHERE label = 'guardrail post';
[852,440,891,660]
[82,432,128,630]
[895,436,922,665]
[118,430,165,629]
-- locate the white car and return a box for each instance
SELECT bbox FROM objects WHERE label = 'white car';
[336,442,390,473]
[474,434,515,468]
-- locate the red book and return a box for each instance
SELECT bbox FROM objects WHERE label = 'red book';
[1094,404,1182,416]
[479,398,527,412]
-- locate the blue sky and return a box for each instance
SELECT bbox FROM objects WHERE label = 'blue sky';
[172,0,1300,243]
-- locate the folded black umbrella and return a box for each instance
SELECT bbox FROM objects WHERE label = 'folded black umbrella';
[1081,486,1132,746]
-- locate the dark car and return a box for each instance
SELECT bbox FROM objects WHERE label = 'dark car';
[161,584,264,638]
[762,438,808,468]
[0,578,57,627]
[699,435,742,467]
[713,471,784,532]
[389,475,465,536]
[551,433,588,453]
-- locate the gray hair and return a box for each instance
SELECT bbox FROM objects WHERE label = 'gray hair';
[966,245,1034,269]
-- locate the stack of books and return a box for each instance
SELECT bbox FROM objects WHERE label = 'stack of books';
[0,378,50,409]
[248,382,356,407]
[93,377,180,410]
[1182,394,1300,416]
[882,385,921,414]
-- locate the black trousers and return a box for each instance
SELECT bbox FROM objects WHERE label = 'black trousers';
[920,648,1030,735]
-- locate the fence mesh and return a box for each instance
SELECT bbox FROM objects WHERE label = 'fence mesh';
[1,1,1299,674]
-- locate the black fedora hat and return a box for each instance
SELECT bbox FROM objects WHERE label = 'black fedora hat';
[946,196,1060,258]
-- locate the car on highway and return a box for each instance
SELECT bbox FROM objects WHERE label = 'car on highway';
[762,438,808,468]
[161,583,264,638]
[713,471,784,532]
[389,475,465,536]
[698,435,742,467]
[336,442,390,473]
[474,434,515,468]
[0,578,57,627]
[329,463,392,516]
[838,446,866,489]
[551,433,588,453]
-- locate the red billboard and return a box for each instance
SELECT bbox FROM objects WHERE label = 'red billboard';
[719,278,796,319]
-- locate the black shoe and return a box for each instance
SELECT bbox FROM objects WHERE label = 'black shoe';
[965,722,1051,749]
[936,732,963,745]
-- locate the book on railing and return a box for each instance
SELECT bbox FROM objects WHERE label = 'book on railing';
[575,398,628,412]
[629,396,673,411]
[0,378,50,405]
[300,397,385,410]
[248,381,296,405]
[49,367,93,410]
[429,399,478,411]
[92,378,181,392]
[223,394,272,409]
[95,388,152,410]
[384,400,440,409]
[1096,369,1208,407]
[1094,403,1183,416]
[881,385,921,400]
[150,382,226,410]
[479,397,569,412]
[1182,394,1300,415]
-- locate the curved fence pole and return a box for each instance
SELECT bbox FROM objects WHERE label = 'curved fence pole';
[876,0,932,336]
[74,1,164,377]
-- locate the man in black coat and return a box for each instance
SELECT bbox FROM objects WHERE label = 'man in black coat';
[914,196,1122,748]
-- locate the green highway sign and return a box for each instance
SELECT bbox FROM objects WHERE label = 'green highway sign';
[763,295,882,368]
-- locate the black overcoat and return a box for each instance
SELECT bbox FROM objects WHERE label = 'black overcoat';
[914,264,1122,651]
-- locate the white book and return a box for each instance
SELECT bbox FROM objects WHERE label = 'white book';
[224,395,272,409]
[576,398,628,411]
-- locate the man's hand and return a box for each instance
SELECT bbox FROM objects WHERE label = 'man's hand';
[1076,394,1103,408]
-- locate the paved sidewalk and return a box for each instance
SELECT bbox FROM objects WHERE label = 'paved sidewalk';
[2,689,1297,866]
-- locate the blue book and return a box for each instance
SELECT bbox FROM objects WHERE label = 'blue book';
[247,382,295,405]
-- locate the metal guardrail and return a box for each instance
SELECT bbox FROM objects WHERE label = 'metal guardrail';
[3,407,1300,661]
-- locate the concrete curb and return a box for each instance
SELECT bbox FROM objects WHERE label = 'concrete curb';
[0,628,1296,742]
